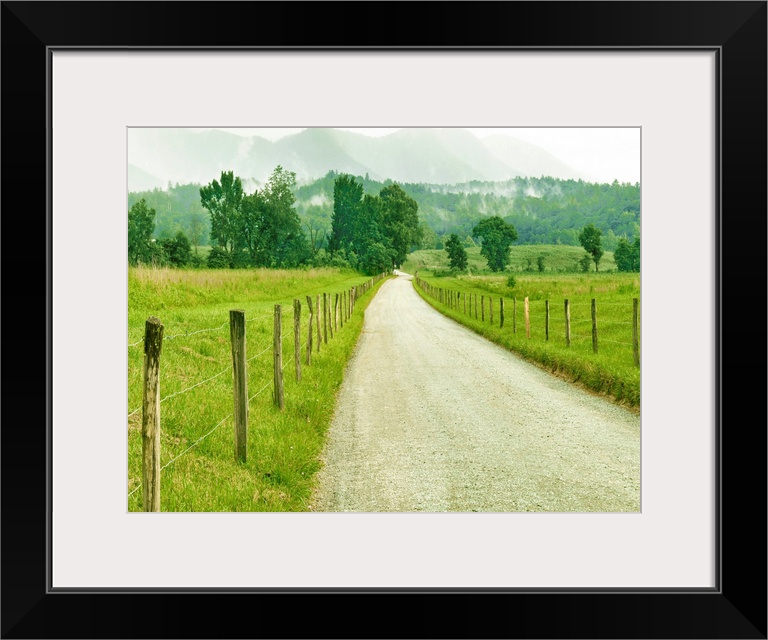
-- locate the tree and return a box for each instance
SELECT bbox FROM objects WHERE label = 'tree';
[444,233,468,271]
[200,170,244,255]
[472,216,518,272]
[614,236,640,272]
[128,198,157,265]
[160,231,192,267]
[379,183,421,268]
[578,223,604,272]
[537,255,546,272]
[328,174,364,254]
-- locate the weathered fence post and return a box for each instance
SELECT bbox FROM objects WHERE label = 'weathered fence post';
[481,295,485,322]
[273,305,284,410]
[229,310,247,463]
[142,316,164,511]
[293,299,301,382]
[500,298,504,328]
[464,293,467,315]
[565,299,571,347]
[489,297,494,325]
[513,297,517,333]
[524,296,530,338]
[305,296,313,365]
[545,299,550,341]
[475,294,478,320]
[323,293,328,344]
[316,294,321,352]
[591,298,598,354]
[334,293,339,333]
[633,298,639,367]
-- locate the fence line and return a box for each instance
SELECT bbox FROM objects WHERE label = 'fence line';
[413,277,639,366]
[128,271,390,509]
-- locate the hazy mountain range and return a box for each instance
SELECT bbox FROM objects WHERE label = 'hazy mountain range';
[128,128,585,192]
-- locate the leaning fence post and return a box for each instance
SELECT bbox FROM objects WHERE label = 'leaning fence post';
[591,298,598,354]
[293,299,301,382]
[545,299,550,341]
[273,305,284,410]
[305,296,313,365]
[500,298,504,328]
[229,310,247,463]
[633,298,640,367]
[334,293,339,333]
[565,299,571,347]
[524,296,530,338]
[142,316,164,512]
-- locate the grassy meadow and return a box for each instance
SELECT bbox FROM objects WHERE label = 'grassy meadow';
[402,247,640,409]
[128,266,389,512]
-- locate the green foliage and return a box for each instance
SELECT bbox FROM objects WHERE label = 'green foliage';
[506,274,517,288]
[472,216,518,272]
[444,233,468,271]
[537,255,546,272]
[200,171,244,254]
[578,224,604,272]
[159,231,193,267]
[614,237,640,272]
[578,252,593,273]
[328,174,364,255]
[379,183,422,268]
[128,199,158,265]
[206,245,232,269]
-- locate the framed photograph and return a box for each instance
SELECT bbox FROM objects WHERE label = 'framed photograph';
[3,2,765,638]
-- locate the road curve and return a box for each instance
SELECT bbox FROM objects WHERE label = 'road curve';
[311,271,640,512]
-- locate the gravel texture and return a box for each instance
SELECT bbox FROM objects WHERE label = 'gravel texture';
[312,271,640,512]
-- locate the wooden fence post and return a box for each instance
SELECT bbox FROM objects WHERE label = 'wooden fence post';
[565,299,571,347]
[323,293,328,344]
[500,298,504,328]
[633,298,639,367]
[229,310,247,464]
[334,293,339,333]
[591,298,598,354]
[273,305,284,410]
[545,299,550,341]
[293,299,301,382]
[524,296,530,338]
[475,294,478,320]
[463,293,467,315]
[489,297,493,325]
[481,295,485,322]
[513,297,517,333]
[142,316,164,511]
[305,296,313,365]
[316,294,321,352]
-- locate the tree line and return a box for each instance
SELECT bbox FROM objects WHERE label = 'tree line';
[128,167,423,275]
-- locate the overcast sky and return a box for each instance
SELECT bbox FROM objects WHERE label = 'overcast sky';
[199,127,640,184]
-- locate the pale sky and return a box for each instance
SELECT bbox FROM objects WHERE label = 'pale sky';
[199,127,640,184]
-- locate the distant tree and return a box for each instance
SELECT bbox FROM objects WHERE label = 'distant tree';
[444,233,468,271]
[206,245,232,269]
[200,170,244,255]
[328,174,364,254]
[578,224,604,272]
[160,231,192,267]
[537,255,546,272]
[379,183,421,268]
[128,198,157,265]
[187,210,206,255]
[472,216,518,272]
[614,236,640,272]
[579,252,593,273]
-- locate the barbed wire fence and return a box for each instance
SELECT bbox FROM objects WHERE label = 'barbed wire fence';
[127,272,388,511]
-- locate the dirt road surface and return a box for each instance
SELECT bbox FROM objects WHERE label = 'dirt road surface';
[312,271,640,512]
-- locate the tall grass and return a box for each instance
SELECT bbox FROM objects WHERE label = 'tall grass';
[128,266,389,511]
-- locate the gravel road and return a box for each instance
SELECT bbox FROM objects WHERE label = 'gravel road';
[312,271,640,512]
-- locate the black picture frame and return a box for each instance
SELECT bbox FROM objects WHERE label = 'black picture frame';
[2,2,765,638]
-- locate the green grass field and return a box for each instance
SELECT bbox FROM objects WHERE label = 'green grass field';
[404,244,619,275]
[128,266,389,512]
[403,247,640,409]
